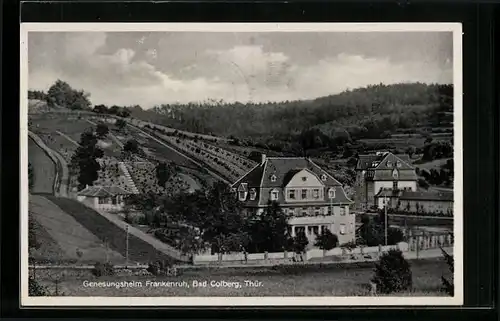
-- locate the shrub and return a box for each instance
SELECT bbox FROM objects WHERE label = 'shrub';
[293,231,309,254]
[92,262,115,277]
[441,247,454,295]
[147,260,175,276]
[29,277,49,296]
[314,229,339,250]
[372,249,412,294]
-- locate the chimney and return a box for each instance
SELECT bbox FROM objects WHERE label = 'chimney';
[261,154,267,165]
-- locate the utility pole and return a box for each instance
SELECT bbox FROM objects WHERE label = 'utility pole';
[384,190,388,246]
[104,238,109,263]
[125,224,129,268]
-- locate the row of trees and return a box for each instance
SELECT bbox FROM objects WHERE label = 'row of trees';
[93,104,131,118]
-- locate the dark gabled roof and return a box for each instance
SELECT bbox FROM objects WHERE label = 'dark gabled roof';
[399,190,454,202]
[261,157,342,188]
[231,164,263,188]
[77,185,131,197]
[356,152,414,171]
[231,157,353,207]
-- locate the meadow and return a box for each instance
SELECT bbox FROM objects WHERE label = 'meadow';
[36,258,450,297]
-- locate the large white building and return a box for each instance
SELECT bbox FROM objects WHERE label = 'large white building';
[231,155,355,246]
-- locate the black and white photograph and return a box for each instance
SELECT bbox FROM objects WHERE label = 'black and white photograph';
[21,23,463,306]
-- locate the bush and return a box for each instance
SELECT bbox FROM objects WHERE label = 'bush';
[29,277,49,296]
[293,231,309,254]
[441,247,454,295]
[147,260,177,276]
[372,249,412,294]
[314,229,339,250]
[92,262,115,277]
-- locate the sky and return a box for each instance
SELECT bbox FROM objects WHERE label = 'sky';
[28,31,453,108]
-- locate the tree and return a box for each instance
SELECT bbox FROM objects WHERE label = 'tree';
[109,105,121,115]
[116,119,127,130]
[156,162,175,188]
[372,249,412,294]
[28,162,34,190]
[293,231,309,254]
[247,201,291,253]
[441,247,454,295]
[46,80,91,110]
[123,139,140,154]
[314,228,339,251]
[118,108,131,118]
[95,123,109,139]
[93,104,109,114]
[71,129,103,190]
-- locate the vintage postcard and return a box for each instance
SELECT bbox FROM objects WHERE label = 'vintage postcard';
[21,23,463,306]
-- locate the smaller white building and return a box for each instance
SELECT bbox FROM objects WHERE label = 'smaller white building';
[77,185,131,212]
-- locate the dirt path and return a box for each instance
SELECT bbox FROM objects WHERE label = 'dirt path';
[28,137,56,194]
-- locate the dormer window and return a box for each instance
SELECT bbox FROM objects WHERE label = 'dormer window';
[387,161,392,167]
[328,187,336,199]
[270,175,277,182]
[270,189,279,201]
[249,188,257,200]
[321,174,327,181]
[392,169,399,179]
[396,161,402,168]
[301,176,307,182]
[238,191,247,201]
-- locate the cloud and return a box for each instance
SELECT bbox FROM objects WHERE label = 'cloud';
[28,33,453,108]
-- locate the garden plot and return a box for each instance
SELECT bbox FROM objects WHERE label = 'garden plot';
[95,157,135,193]
[45,196,179,264]
[29,195,125,264]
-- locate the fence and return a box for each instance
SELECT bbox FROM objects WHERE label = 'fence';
[193,231,454,265]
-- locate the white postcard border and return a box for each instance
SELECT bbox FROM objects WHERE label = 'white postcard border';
[20,22,463,307]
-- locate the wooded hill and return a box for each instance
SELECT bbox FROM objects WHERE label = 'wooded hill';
[129,83,453,143]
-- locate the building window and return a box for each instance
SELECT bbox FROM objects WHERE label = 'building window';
[249,188,256,200]
[314,207,321,215]
[312,226,319,235]
[301,189,307,199]
[396,161,402,168]
[327,206,333,215]
[270,189,279,201]
[392,169,399,179]
[98,197,105,204]
[301,207,308,216]
[328,188,336,199]
[387,161,392,167]
[340,207,346,216]
[393,181,398,190]
[313,189,320,199]
[238,191,247,201]
[112,196,117,205]
[340,224,346,235]
[270,175,277,182]
[288,189,296,199]
[321,174,327,181]
[302,176,307,182]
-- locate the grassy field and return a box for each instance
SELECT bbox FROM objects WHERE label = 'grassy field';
[29,195,124,264]
[36,258,450,297]
[28,137,56,194]
[45,196,179,264]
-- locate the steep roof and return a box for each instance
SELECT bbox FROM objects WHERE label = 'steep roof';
[231,157,353,206]
[78,185,131,197]
[356,152,414,171]
[399,190,454,202]
[260,157,342,188]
